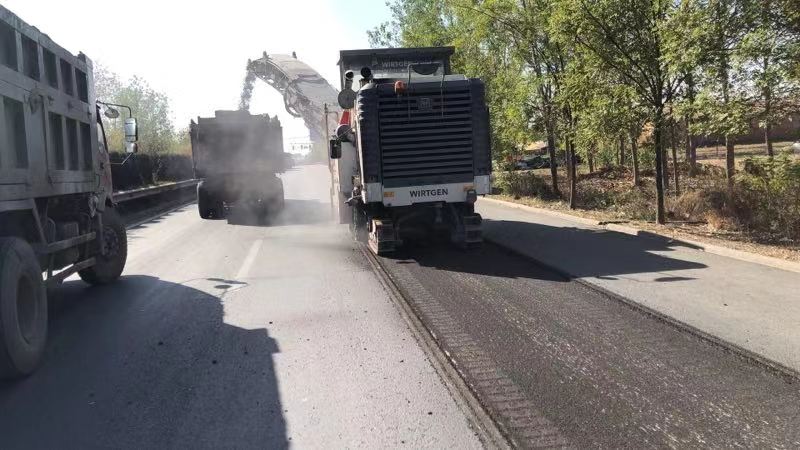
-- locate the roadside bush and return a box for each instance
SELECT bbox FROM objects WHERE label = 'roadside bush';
[110,152,194,190]
[611,188,656,221]
[494,171,556,199]
[670,190,712,221]
[497,155,800,244]
[669,182,741,230]
[576,182,617,210]
[668,154,800,241]
[738,154,800,240]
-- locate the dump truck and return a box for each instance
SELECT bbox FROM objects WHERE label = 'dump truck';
[0,6,138,378]
[190,110,285,219]
[329,47,491,254]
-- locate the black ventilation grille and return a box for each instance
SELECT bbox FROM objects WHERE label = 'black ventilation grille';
[377,87,474,181]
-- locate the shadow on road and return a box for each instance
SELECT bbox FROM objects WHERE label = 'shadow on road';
[227,199,331,227]
[387,240,568,281]
[0,275,287,449]
[482,218,707,280]
[382,218,706,282]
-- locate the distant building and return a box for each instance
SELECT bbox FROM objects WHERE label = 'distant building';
[288,140,313,154]
[522,141,548,155]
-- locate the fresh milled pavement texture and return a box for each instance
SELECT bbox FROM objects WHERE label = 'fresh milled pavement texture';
[377,241,800,448]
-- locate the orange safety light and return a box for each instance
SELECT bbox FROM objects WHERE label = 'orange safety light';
[394,80,407,95]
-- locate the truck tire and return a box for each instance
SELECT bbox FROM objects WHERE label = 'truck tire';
[0,237,47,379]
[79,208,127,285]
[199,184,225,219]
[198,183,213,219]
[212,194,226,219]
[275,181,285,211]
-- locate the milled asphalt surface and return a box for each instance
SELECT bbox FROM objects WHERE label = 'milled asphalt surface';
[0,165,482,449]
[476,199,800,373]
[378,242,800,448]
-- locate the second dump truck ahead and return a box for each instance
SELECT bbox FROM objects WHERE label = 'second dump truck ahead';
[190,110,285,219]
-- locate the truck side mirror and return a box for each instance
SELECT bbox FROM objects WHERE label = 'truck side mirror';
[329,139,342,159]
[104,107,120,119]
[124,118,138,143]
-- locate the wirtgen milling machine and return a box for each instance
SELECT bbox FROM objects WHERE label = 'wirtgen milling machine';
[329,47,492,255]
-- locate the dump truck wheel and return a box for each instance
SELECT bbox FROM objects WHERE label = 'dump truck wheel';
[212,195,226,219]
[0,237,47,379]
[275,182,285,211]
[79,208,127,285]
[198,184,213,219]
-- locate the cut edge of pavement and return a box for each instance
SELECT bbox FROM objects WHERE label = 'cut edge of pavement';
[360,243,511,450]
[477,222,800,383]
[481,196,800,275]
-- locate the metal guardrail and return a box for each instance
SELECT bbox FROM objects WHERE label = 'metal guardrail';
[113,179,199,203]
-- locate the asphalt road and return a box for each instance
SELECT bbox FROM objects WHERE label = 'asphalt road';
[0,165,481,449]
[4,163,798,449]
[377,241,800,448]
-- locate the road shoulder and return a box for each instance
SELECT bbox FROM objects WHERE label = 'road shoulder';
[483,196,800,273]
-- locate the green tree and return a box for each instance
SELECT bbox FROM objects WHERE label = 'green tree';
[565,57,647,186]
[738,0,800,156]
[94,64,187,184]
[94,64,182,156]
[369,0,535,174]
[551,0,704,223]
[446,0,574,197]
[691,0,752,186]
[367,0,453,47]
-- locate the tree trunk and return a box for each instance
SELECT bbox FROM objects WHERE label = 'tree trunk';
[588,144,595,173]
[662,145,670,192]
[631,133,640,187]
[568,139,577,209]
[685,72,697,174]
[671,122,680,196]
[762,3,774,158]
[684,116,697,176]
[684,118,691,161]
[720,47,735,188]
[619,135,626,166]
[765,124,773,157]
[764,76,774,157]
[546,125,559,196]
[653,108,666,225]
[725,135,735,188]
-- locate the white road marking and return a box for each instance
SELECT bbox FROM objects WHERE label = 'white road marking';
[236,239,263,280]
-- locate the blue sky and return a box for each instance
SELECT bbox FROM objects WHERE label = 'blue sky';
[4,0,392,146]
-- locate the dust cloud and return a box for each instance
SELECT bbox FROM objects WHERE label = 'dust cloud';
[239,62,256,112]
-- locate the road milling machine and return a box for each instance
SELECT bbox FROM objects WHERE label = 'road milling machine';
[329,47,492,254]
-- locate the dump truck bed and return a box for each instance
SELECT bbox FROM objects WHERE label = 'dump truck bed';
[191,110,285,178]
[0,4,101,203]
